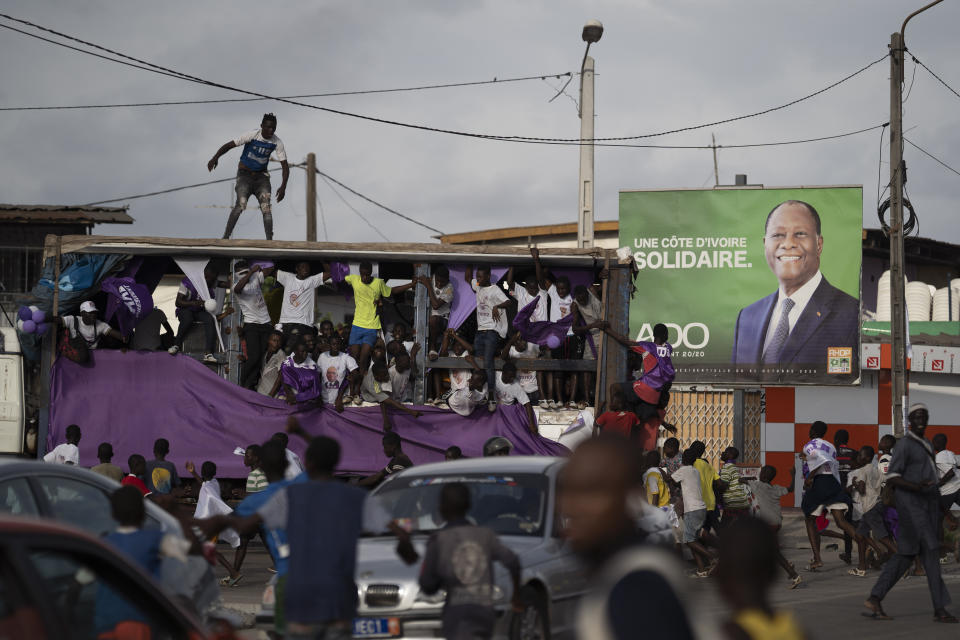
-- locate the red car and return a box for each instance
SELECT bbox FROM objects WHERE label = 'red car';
[0,515,235,640]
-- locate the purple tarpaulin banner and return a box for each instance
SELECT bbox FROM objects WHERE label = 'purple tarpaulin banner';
[49,351,567,477]
[102,277,155,337]
[513,298,575,347]
[447,265,509,330]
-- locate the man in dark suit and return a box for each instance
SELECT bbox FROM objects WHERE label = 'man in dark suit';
[731,200,859,370]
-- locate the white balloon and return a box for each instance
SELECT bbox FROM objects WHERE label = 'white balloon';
[204,299,217,313]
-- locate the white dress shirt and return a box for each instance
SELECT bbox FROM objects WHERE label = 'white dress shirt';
[762,270,823,356]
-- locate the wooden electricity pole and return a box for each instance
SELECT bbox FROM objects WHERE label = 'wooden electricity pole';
[306,153,317,242]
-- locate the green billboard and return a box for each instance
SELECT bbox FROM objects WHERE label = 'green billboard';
[619,187,862,385]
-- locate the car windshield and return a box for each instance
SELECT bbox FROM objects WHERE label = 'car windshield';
[371,473,548,537]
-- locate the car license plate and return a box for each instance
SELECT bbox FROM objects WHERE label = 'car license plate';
[353,617,400,638]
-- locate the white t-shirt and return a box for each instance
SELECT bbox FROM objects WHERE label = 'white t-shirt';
[495,373,530,405]
[284,448,304,481]
[472,281,509,337]
[671,465,705,512]
[430,279,454,318]
[234,270,271,325]
[316,352,358,403]
[44,443,79,465]
[547,284,574,335]
[513,285,547,322]
[448,387,487,417]
[388,363,412,401]
[276,270,326,326]
[62,316,111,349]
[509,344,540,393]
[848,464,882,518]
[936,449,960,495]
[448,355,473,392]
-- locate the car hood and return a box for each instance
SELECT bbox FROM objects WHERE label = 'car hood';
[357,534,545,582]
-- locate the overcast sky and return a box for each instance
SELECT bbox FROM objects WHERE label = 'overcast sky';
[2,1,959,246]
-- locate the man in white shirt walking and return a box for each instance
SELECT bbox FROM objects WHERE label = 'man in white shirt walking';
[208,113,289,240]
[235,261,276,389]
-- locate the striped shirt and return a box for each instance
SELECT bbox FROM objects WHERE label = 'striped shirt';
[719,463,750,510]
[246,469,268,493]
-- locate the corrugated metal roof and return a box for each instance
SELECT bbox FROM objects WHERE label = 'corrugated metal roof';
[0,204,133,224]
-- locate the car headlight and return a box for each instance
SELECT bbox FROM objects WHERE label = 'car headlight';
[414,589,447,604]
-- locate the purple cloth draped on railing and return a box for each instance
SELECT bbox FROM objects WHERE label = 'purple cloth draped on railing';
[48,351,567,476]
[280,359,321,402]
[634,341,676,390]
[102,277,155,337]
[447,265,509,330]
[512,298,575,347]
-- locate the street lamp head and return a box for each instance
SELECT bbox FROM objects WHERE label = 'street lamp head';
[582,19,603,44]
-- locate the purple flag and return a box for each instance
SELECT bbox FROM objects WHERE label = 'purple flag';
[329,262,350,284]
[102,277,155,337]
[512,298,575,347]
[280,359,322,403]
[48,350,567,476]
[633,341,675,390]
[447,265,510,330]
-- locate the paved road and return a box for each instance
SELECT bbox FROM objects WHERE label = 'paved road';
[218,511,960,639]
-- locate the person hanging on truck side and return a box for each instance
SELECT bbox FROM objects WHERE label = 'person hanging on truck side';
[208,113,289,241]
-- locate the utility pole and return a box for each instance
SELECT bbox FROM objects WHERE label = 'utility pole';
[889,32,907,436]
[712,133,719,187]
[577,20,603,249]
[577,54,596,249]
[306,152,317,242]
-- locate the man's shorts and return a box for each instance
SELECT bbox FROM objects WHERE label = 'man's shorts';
[682,508,706,543]
[349,325,379,347]
[236,168,272,202]
[551,335,582,360]
[939,489,960,512]
[858,502,890,539]
[809,502,848,517]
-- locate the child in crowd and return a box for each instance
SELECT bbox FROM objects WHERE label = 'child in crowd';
[448,370,489,417]
[430,329,478,407]
[272,432,304,481]
[145,438,180,495]
[691,440,722,536]
[418,266,454,358]
[593,390,640,438]
[663,437,682,475]
[44,424,81,465]
[719,447,751,526]
[465,264,511,412]
[389,353,414,403]
[717,517,807,639]
[257,331,287,398]
[234,261,276,390]
[847,445,890,576]
[444,446,463,461]
[506,266,547,323]
[672,448,715,576]
[834,429,857,563]
[186,460,242,586]
[495,362,538,434]
[91,442,123,482]
[279,340,321,405]
[502,333,542,407]
[244,444,267,494]
[169,267,220,363]
[643,450,671,508]
[96,486,193,637]
[345,261,416,382]
[933,434,960,539]
[316,333,358,411]
[122,455,150,495]
[361,362,423,431]
[745,465,801,588]
[572,282,605,408]
[531,247,577,409]
[276,261,330,346]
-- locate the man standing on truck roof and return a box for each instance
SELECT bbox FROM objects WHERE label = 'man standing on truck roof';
[208,113,289,241]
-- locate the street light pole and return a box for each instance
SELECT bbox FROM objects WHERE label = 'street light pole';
[577,20,603,249]
[889,0,944,435]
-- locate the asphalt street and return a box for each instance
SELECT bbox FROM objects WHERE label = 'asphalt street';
[217,510,960,639]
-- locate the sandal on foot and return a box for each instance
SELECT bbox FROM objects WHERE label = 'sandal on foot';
[228,574,244,587]
[805,560,823,572]
[848,568,867,577]
[862,598,892,620]
[788,575,802,589]
[933,611,959,623]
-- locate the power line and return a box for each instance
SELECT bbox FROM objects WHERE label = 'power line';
[912,53,960,102]
[905,137,960,178]
[0,72,575,112]
[319,176,390,242]
[0,14,887,145]
[312,169,443,235]
[82,166,290,205]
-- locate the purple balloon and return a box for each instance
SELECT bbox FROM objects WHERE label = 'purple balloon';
[31,309,46,324]
[17,306,31,321]
[546,334,561,349]
[35,322,49,335]
[21,320,36,334]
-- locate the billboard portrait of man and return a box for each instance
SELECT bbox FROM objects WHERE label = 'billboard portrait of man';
[731,200,859,369]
